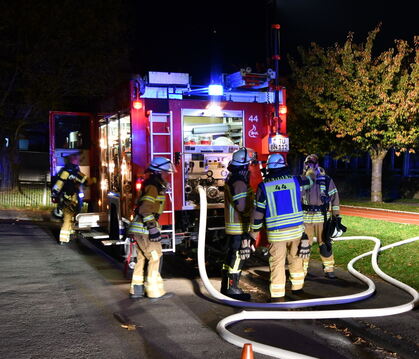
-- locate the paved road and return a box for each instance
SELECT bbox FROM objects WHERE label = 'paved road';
[340,205,419,225]
[0,220,257,359]
[0,216,418,359]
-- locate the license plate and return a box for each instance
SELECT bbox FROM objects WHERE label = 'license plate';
[268,135,289,152]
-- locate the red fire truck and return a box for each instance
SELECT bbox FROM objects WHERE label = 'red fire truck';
[49,70,289,254]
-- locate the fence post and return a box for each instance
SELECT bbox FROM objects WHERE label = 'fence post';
[42,173,47,206]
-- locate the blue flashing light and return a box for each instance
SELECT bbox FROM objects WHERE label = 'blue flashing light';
[208,84,224,96]
[78,192,85,199]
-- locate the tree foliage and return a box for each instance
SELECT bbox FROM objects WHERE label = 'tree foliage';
[0,0,130,189]
[289,26,418,201]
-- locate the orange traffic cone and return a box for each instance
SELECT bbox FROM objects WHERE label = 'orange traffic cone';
[241,343,254,359]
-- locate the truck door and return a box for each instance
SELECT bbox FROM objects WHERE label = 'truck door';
[49,111,98,209]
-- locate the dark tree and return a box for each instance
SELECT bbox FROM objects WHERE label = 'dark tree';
[289,26,418,202]
[0,0,130,189]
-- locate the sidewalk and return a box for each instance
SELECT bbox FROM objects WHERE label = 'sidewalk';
[340,205,419,225]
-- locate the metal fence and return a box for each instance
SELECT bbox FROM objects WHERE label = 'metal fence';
[0,181,52,208]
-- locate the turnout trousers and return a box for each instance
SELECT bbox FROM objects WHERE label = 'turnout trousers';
[59,204,77,243]
[130,234,165,298]
[304,222,335,274]
[222,235,245,275]
[269,237,305,299]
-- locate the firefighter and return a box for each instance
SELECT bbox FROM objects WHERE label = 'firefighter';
[250,153,315,302]
[128,157,175,300]
[221,148,255,300]
[302,154,341,279]
[51,151,91,245]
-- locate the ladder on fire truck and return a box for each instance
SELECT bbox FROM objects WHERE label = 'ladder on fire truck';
[149,111,176,253]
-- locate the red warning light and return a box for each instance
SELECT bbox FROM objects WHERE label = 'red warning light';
[135,178,143,191]
[133,100,142,110]
[279,105,287,115]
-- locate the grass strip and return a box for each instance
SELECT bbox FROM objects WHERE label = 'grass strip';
[310,216,419,290]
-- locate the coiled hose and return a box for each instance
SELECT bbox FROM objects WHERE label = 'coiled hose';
[196,186,419,358]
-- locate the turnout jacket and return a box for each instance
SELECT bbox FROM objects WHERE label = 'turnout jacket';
[128,175,167,235]
[302,167,340,224]
[52,163,87,204]
[251,167,314,242]
[224,175,254,235]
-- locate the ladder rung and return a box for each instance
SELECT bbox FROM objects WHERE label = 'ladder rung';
[161,230,174,233]
[152,133,170,136]
[152,112,171,116]
[162,210,173,214]
[208,226,225,231]
[153,152,171,155]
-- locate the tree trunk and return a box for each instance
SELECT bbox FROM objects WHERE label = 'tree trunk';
[0,149,13,191]
[369,149,388,202]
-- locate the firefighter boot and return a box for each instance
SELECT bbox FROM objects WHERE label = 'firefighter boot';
[130,285,145,299]
[220,269,229,294]
[222,273,251,301]
[325,271,337,279]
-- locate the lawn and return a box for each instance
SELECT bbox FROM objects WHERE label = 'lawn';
[341,199,419,213]
[310,216,419,290]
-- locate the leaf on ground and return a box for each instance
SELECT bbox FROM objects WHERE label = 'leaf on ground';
[121,324,137,331]
[353,337,367,345]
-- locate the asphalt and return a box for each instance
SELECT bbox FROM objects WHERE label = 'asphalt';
[0,219,267,359]
[0,211,418,359]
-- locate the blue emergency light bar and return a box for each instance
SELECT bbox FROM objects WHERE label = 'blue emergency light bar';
[208,84,224,96]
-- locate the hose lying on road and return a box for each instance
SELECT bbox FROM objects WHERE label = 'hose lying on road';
[196,186,419,359]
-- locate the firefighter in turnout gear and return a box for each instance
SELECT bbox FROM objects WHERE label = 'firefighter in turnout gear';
[51,152,90,245]
[302,154,341,279]
[128,157,175,300]
[221,148,255,300]
[250,153,315,302]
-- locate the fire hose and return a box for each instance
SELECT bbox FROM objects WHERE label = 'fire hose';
[196,186,419,358]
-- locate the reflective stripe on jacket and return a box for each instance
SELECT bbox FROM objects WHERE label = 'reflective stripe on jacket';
[251,169,314,242]
[128,177,166,235]
[224,179,254,235]
[52,164,87,205]
[302,169,340,219]
[261,176,303,231]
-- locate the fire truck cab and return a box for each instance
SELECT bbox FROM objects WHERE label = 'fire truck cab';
[49,70,289,254]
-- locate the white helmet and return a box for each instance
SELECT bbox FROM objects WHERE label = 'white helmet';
[230,147,254,166]
[326,216,347,239]
[304,154,319,166]
[267,153,286,169]
[149,157,174,173]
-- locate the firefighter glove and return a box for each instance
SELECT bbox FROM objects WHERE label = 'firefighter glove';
[240,234,256,260]
[51,190,60,203]
[240,239,252,260]
[148,226,161,242]
[298,234,311,259]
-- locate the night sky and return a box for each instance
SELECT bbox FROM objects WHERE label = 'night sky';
[129,0,417,84]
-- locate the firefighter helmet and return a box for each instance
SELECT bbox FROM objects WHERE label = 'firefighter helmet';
[267,153,286,169]
[230,147,254,166]
[304,154,319,166]
[148,157,175,173]
[325,216,347,239]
